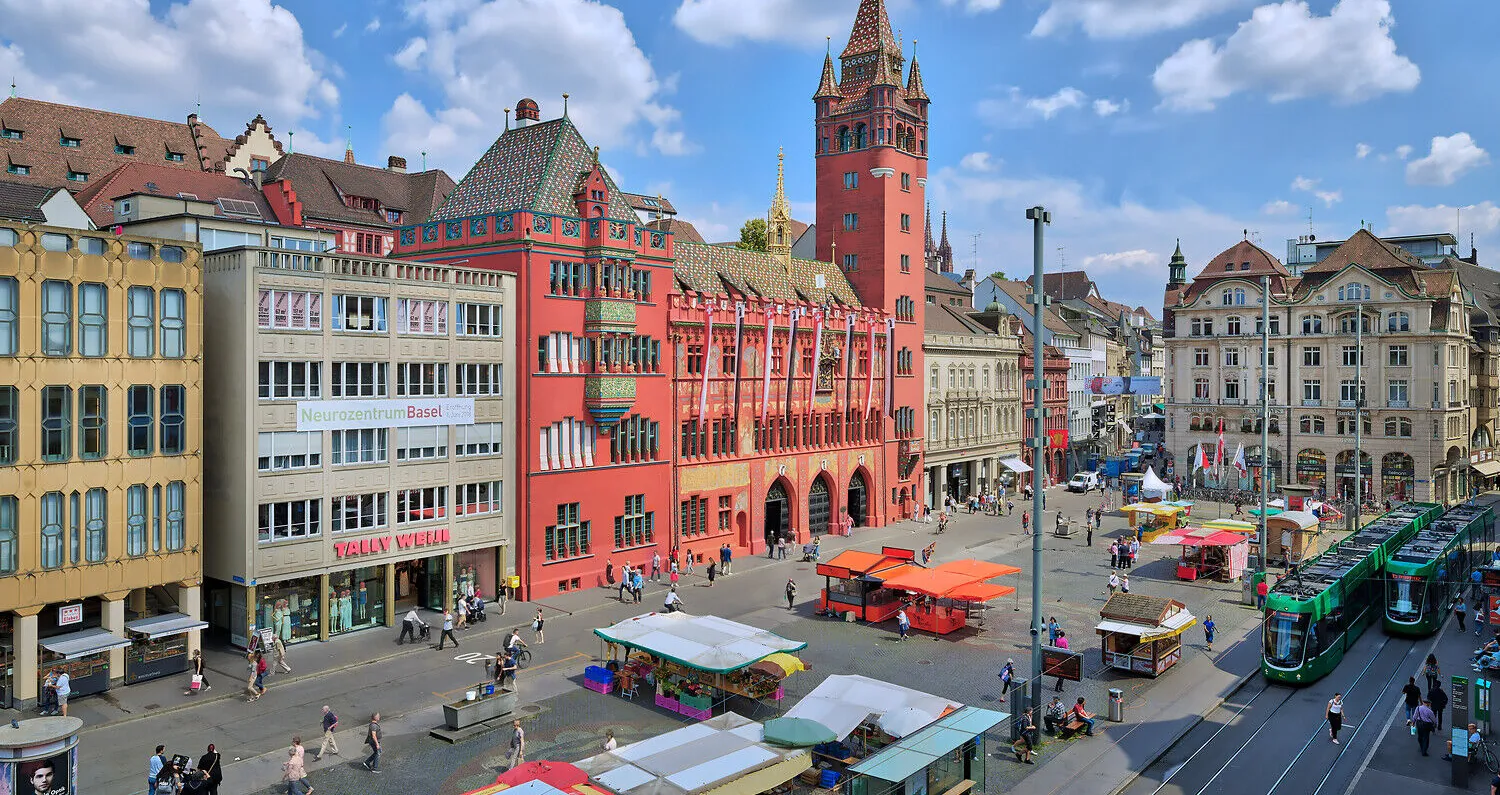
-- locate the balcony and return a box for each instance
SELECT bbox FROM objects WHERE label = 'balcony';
[1220,398,1246,405]
[1338,399,1357,408]
[1301,399,1322,407]
[583,374,636,426]
[583,298,637,334]
[1388,399,1409,408]
[1191,397,1212,404]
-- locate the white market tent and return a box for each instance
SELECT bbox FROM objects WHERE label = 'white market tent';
[576,712,811,795]
[593,612,807,674]
[1141,466,1173,500]
[782,674,963,740]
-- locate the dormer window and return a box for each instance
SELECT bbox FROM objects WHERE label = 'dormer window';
[386,210,402,224]
[6,163,28,176]
[164,150,184,162]
[0,128,21,140]
[590,189,605,201]
[59,135,81,148]
[347,196,380,211]
[115,143,135,155]
[66,171,88,183]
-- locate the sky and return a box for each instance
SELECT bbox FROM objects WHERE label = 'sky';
[1,0,1496,312]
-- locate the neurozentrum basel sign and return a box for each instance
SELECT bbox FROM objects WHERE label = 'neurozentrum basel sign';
[295,398,476,431]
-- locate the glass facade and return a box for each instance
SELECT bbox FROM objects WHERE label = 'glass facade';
[329,566,386,635]
[394,556,446,611]
[454,548,498,601]
[258,576,321,645]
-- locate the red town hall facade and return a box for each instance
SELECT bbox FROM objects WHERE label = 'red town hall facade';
[397,0,928,597]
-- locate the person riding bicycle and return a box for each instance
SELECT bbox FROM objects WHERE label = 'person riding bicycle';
[937,513,948,534]
[506,627,528,654]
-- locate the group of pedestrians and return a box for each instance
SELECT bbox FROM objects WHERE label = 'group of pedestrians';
[1108,537,1139,569]
[145,743,221,794]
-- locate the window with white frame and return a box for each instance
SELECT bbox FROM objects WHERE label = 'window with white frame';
[127,286,154,356]
[455,422,504,457]
[1193,378,1210,399]
[455,363,503,396]
[330,361,388,398]
[1226,316,1242,335]
[331,428,387,465]
[1300,415,1325,434]
[1224,349,1240,367]
[540,332,584,372]
[1301,315,1323,334]
[395,426,447,460]
[1338,282,1370,302]
[331,492,387,533]
[456,302,503,337]
[258,361,321,399]
[1387,311,1410,332]
[457,481,502,517]
[1190,317,1210,336]
[396,486,447,523]
[1223,379,1240,400]
[160,288,186,357]
[1386,417,1412,437]
[1340,379,1364,403]
[257,431,322,471]
[1302,346,1321,367]
[396,362,447,397]
[1193,348,1209,366]
[257,498,321,542]
[1303,380,1322,400]
[396,297,448,335]
[257,288,322,330]
[538,419,596,470]
[1341,346,1364,367]
[332,294,387,332]
[1388,380,1408,405]
[1388,345,1409,366]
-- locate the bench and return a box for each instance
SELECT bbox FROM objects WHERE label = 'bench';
[1058,719,1091,739]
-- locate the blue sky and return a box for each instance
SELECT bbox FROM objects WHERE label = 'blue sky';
[2,0,1495,311]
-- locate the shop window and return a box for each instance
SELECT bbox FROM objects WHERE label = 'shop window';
[128,286,155,355]
[330,428,385,465]
[160,385,186,454]
[41,386,70,461]
[160,288,186,357]
[329,566,385,635]
[456,422,504,457]
[40,279,71,355]
[258,577,320,645]
[455,363,503,396]
[126,484,148,556]
[127,385,153,456]
[79,385,106,459]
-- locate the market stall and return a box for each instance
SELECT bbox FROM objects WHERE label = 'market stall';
[1095,593,1195,677]
[123,612,207,684]
[1121,503,1187,542]
[592,612,807,718]
[783,674,963,754]
[1264,510,1322,566]
[1150,528,1250,582]
[576,712,812,795]
[843,707,1007,795]
[462,762,599,795]
[817,547,918,622]
[875,560,1019,635]
[1140,467,1175,501]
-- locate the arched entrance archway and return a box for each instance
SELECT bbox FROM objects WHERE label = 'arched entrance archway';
[764,480,791,547]
[847,470,869,527]
[809,475,833,536]
[1334,450,1373,503]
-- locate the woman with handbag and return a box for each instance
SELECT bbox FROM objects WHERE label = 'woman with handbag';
[197,744,223,795]
[185,650,210,696]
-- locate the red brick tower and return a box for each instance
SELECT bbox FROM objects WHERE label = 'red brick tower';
[814,0,928,516]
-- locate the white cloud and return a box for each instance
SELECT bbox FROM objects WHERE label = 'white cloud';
[978,86,1095,126]
[365,16,381,33]
[942,0,1005,12]
[672,0,857,47]
[0,0,338,127]
[1032,0,1247,39]
[393,37,427,70]
[960,152,995,172]
[1082,249,1158,273]
[1355,142,1372,158]
[1027,87,1087,118]
[1406,133,1490,186]
[1386,201,1500,260]
[1290,176,1340,206]
[1395,144,1413,160]
[1314,190,1342,207]
[1290,175,1319,192]
[1262,199,1297,215]
[332,22,348,38]
[1153,0,1420,112]
[1092,98,1128,116]
[384,0,691,172]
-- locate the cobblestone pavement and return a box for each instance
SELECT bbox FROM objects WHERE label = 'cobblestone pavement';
[231,488,1262,795]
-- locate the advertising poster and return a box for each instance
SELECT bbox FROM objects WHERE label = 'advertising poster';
[1041,645,1084,681]
[16,751,70,795]
[1,762,12,795]
[1088,376,1163,395]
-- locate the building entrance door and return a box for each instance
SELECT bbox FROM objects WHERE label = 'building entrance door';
[809,478,831,536]
[847,471,868,527]
[765,482,789,547]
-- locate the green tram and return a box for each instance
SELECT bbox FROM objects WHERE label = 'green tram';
[1262,502,1443,684]
[1384,504,1496,636]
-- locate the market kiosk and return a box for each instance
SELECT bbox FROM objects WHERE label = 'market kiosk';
[1120,503,1187,542]
[1094,593,1195,677]
[123,613,208,684]
[592,612,807,718]
[817,547,918,622]
[1151,528,1250,582]
[462,762,599,795]
[1264,510,1322,566]
[875,560,1018,635]
[843,707,1007,795]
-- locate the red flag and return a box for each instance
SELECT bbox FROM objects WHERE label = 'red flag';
[698,303,714,426]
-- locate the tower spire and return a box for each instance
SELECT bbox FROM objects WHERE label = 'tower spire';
[344,124,354,165]
[906,39,929,103]
[768,148,793,268]
[938,211,954,273]
[923,202,935,261]
[814,40,842,100]
[1168,238,1187,287]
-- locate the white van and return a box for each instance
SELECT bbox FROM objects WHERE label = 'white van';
[1067,471,1101,492]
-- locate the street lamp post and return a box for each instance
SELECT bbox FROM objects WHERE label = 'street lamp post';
[1025,206,1050,716]
[1258,276,1270,584]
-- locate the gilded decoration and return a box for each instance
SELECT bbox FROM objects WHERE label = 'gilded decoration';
[583,298,637,333]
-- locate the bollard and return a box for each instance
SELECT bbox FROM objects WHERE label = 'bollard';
[1107,688,1125,722]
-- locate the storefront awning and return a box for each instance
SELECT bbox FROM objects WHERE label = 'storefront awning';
[999,458,1032,474]
[125,612,208,640]
[1474,460,1500,478]
[40,627,132,659]
[1095,610,1197,642]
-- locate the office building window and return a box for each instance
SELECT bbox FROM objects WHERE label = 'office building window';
[165,480,186,551]
[160,385,186,454]
[396,487,447,524]
[396,298,448,335]
[457,481,503,517]
[457,302,504,337]
[79,385,106,459]
[127,385,153,456]
[0,386,14,465]
[84,487,107,563]
[160,288,186,357]
[126,485,147,556]
[396,362,447,397]
[0,277,14,355]
[127,286,155,355]
[455,363,503,396]
[41,386,70,461]
[259,430,323,471]
[40,491,64,568]
[330,428,386,466]
[41,280,71,355]
[332,294,387,332]
[258,361,320,399]
[330,361,388,398]
[0,495,15,574]
[455,423,504,457]
[78,282,107,356]
[332,492,388,533]
[257,499,321,542]
[395,426,448,460]
[257,288,322,331]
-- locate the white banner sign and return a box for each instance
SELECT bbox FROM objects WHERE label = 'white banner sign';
[296,399,475,431]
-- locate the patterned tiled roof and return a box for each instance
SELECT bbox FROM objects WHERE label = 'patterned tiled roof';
[814,53,842,99]
[646,217,704,244]
[906,57,929,102]
[433,118,636,222]
[0,178,62,223]
[841,0,898,59]
[673,241,860,306]
[263,152,454,228]
[72,161,276,227]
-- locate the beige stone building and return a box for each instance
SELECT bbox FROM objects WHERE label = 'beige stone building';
[921,271,1024,508]
[201,246,517,647]
[0,222,203,707]
[1163,230,1470,503]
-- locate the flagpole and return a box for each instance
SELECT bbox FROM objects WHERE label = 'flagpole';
[1352,300,1363,531]
[1258,275,1270,589]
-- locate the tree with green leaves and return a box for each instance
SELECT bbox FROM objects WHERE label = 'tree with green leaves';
[737,218,767,252]
[988,270,1007,281]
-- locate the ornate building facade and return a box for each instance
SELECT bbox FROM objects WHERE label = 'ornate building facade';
[1163,231,1471,503]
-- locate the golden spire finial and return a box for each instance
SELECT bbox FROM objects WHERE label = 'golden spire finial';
[768,147,792,268]
[592,145,600,165]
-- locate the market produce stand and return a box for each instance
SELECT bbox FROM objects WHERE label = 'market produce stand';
[875,560,1019,635]
[1120,503,1187,542]
[591,612,808,718]
[1150,528,1250,581]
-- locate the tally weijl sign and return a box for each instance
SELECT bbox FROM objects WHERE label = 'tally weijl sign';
[295,399,476,431]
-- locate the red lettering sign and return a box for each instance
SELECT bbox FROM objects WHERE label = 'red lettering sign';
[334,534,433,558]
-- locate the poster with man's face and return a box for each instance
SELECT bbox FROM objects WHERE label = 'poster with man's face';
[18,751,70,795]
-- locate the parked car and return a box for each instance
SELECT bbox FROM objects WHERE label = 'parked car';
[1067,471,1101,492]
[1141,443,1157,456]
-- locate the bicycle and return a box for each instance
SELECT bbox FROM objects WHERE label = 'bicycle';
[1472,737,1500,773]
[516,648,533,669]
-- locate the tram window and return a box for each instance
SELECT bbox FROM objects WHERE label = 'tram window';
[1264,612,1310,666]
[1388,576,1422,622]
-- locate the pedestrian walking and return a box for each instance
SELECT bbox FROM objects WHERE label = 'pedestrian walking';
[253,651,269,700]
[508,720,526,770]
[1054,632,1070,691]
[316,706,340,761]
[897,608,910,641]
[1256,577,1269,610]
[149,745,169,794]
[1047,617,1060,646]
[785,578,798,610]
[282,747,310,795]
[685,552,696,575]
[1095,511,1102,532]
[651,551,662,582]
[618,564,633,602]
[670,562,680,587]
[632,569,644,603]
[1203,615,1216,652]
[362,714,381,772]
[1327,693,1345,744]
[999,659,1016,696]
[1429,682,1449,731]
[437,609,460,650]
[1411,700,1437,756]
[1402,677,1422,721]
[1455,597,1469,632]
[273,634,292,673]
[1128,539,1140,569]
[533,607,546,643]
[1121,575,1131,594]
[456,596,469,630]
[197,744,223,795]
[779,535,792,560]
[1087,523,1094,546]
[706,560,718,586]
[1107,570,1120,597]
[720,543,732,575]
[184,649,210,696]
[1022,512,1030,535]
[1109,541,1119,569]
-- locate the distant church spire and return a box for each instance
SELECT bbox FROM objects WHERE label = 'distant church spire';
[937,211,953,273]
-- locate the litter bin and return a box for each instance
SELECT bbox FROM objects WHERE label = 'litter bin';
[1107,688,1124,722]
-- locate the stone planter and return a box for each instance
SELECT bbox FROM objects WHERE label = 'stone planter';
[442,686,517,729]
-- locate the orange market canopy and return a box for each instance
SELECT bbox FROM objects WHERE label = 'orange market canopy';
[817,547,916,580]
[877,558,1019,602]
[932,560,1022,579]
[946,582,1016,602]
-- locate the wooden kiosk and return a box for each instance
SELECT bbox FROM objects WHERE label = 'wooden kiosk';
[1120,503,1188,542]
[1095,593,1196,677]
[876,560,1018,635]
[817,547,918,622]
[1264,510,1321,566]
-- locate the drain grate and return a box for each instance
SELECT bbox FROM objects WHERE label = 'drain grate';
[917,660,933,665]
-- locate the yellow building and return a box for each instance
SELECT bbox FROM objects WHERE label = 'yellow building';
[0,222,203,707]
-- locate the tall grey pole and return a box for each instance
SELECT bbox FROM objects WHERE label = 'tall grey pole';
[1352,303,1363,531]
[1258,276,1269,581]
[1025,206,1050,714]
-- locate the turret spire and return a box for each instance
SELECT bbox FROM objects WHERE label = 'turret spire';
[768,148,793,268]
[906,40,929,103]
[1167,238,1187,287]
[923,202,935,259]
[814,39,842,100]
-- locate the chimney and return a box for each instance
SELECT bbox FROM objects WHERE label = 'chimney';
[343,147,356,165]
[386,155,407,174]
[515,98,540,128]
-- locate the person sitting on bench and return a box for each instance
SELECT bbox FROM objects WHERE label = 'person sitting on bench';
[1043,696,1067,734]
[1068,697,1096,737]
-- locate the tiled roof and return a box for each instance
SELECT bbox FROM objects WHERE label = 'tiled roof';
[1191,239,1290,280]
[1029,271,1097,301]
[432,118,636,222]
[672,241,860,306]
[992,278,1076,337]
[264,152,454,229]
[0,97,227,190]
[646,217,705,244]
[623,192,676,216]
[924,303,987,335]
[1300,228,1428,275]
[1133,306,1158,323]
[71,162,275,227]
[925,267,969,297]
[1100,593,1182,625]
[0,178,61,223]
[841,0,898,60]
